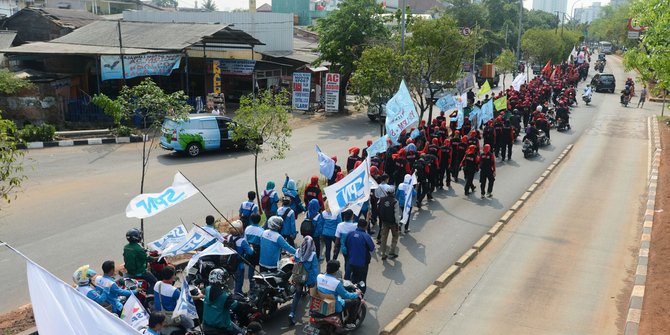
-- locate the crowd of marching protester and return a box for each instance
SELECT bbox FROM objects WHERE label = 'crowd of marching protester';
[67,48,596,335]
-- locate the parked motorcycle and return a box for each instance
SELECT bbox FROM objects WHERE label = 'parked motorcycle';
[247,257,297,319]
[308,281,367,335]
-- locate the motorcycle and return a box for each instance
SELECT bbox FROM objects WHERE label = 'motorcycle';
[538,130,550,147]
[582,94,591,105]
[307,281,367,335]
[117,277,153,310]
[556,118,571,132]
[247,257,297,319]
[621,94,631,107]
[522,139,538,159]
[230,292,263,327]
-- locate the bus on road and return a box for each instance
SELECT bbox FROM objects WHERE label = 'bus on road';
[599,41,613,54]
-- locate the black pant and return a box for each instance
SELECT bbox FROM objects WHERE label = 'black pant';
[438,165,450,187]
[137,271,157,295]
[501,142,512,160]
[450,162,460,181]
[282,235,295,247]
[494,142,504,157]
[464,170,476,194]
[480,171,495,195]
[416,180,430,204]
[350,264,369,293]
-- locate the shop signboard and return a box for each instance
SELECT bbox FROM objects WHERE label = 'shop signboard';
[218,59,256,75]
[213,60,222,94]
[325,73,340,113]
[100,53,181,81]
[292,72,311,110]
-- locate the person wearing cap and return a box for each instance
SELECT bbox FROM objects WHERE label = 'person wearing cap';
[277,196,297,247]
[73,265,107,306]
[227,220,254,294]
[461,144,480,196]
[346,147,361,173]
[362,139,373,160]
[259,216,296,272]
[327,156,342,186]
[479,144,496,199]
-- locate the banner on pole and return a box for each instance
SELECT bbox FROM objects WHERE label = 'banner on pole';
[316,145,335,178]
[494,96,508,111]
[173,276,199,321]
[126,172,199,219]
[385,80,419,144]
[480,99,494,124]
[292,72,311,111]
[101,54,181,81]
[121,293,149,330]
[185,242,236,272]
[160,226,215,259]
[366,135,389,158]
[436,94,456,111]
[147,224,189,252]
[324,159,371,214]
[325,73,340,113]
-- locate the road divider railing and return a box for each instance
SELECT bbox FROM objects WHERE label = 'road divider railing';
[380,144,574,335]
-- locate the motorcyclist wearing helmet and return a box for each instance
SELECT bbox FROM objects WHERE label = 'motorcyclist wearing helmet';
[259,216,296,272]
[621,85,631,104]
[202,268,246,335]
[73,265,107,306]
[123,228,158,294]
[94,260,136,315]
[583,84,593,100]
[523,121,539,153]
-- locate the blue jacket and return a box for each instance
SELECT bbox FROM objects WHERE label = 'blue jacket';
[231,235,254,270]
[259,230,296,269]
[345,228,375,267]
[306,199,324,237]
[321,212,342,237]
[283,177,306,214]
[153,281,180,312]
[95,275,133,313]
[245,224,264,246]
[76,285,107,306]
[316,273,358,313]
[296,252,319,286]
[396,184,416,208]
[277,206,297,238]
[239,201,259,226]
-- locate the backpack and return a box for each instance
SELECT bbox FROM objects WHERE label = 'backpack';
[300,217,315,237]
[261,191,273,214]
[222,235,242,271]
[378,195,398,224]
[290,259,308,285]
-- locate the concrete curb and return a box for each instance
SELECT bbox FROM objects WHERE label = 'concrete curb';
[16,135,146,150]
[624,118,661,335]
[380,143,575,335]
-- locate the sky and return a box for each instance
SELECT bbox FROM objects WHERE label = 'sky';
[188,0,611,14]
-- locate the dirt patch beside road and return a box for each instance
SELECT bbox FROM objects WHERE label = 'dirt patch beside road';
[0,304,33,335]
[639,120,670,335]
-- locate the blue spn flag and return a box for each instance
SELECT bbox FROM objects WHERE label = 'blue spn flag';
[456,109,465,129]
[469,106,482,128]
[385,80,419,144]
[173,276,198,321]
[435,94,456,111]
[316,145,335,178]
[410,128,420,139]
[324,159,371,214]
[480,99,494,125]
[366,135,388,157]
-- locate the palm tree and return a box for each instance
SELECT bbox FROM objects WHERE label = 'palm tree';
[202,0,217,11]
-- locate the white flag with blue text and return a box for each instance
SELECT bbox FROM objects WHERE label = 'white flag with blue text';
[385,80,419,144]
[173,276,199,321]
[324,159,371,214]
[456,109,465,129]
[316,145,335,178]
[480,99,494,124]
[366,135,389,157]
[147,224,188,252]
[121,293,149,330]
[160,226,215,259]
[469,106,482,128]
[436,94,456,111]
[126,172,199,219]
[185,242,236,272]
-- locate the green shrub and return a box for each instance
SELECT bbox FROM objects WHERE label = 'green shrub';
[112,125,132,137]
[19,123,56,142]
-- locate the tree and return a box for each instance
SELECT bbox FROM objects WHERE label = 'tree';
[350,45,402,136]
[0,112,25,208]
[231,89,292,213]
[314,0,388,112]
[405,16,473,122]
[93,78,191,241]
[201,0,217,11]
[494,49,516,88]
[521,28,581,64]
[624,0,670,97]
[588,4,631,46]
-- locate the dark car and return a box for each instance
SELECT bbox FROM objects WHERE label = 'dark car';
[532,64,543,75]
[591,73,616,93]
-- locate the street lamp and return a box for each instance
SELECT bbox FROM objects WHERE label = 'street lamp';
[570,0,583,21]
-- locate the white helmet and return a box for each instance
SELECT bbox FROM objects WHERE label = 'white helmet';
[267,216,283,231]
[229,220,244,235]
[208,268,228,285]
[73,265,96,286]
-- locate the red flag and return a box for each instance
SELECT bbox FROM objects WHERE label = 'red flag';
[541,60,552,77]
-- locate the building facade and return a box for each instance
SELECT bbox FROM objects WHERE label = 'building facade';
[573,2,601,24]
[532,0,567,15]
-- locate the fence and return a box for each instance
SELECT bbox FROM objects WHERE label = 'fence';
[63,97,113,125]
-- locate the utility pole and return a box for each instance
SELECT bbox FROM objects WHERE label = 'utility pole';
[117,20,126,84]
[516,0,522,64]
[400,0,406,55]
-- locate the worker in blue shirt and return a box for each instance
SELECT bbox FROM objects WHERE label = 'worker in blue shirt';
[94,260,135,315]
[227,220,254,294]
[239,191,259,228]
[321,207,342,262]
[244,213,263,290]
[316,260,361,328]
[202,215,225,248]
[73,265,107,306]
[288,236,320,326]
[277,197,297,247]
[259,216,296,272]
[283,174,306,215]
[143,313,166,335]
[345,219,375,293]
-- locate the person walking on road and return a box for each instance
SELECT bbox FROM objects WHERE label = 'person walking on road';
[378,185,401,260]
[334,209,358,279]
[345,219,375,293]
[479,144,496,199]
[638,86,648,108]
[239,191,259,228]
[288,236,319,326]
[277,197,297,247]
[461,145,480,196]
[396,174,416,233]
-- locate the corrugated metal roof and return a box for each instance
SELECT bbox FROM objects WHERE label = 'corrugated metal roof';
[52,21,262,50]
[36,8,101,28]
[1,41,163,55]
[0,31,17,50]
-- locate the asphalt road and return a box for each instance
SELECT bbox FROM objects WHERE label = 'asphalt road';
[399,56,651,334]
[0,62,612,334]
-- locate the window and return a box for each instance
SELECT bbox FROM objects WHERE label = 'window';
[201,120,218,129]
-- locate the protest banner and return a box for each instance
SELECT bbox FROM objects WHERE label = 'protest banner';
[324,159,371,214]
[385,80,419,144]
[126,172,199,219]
